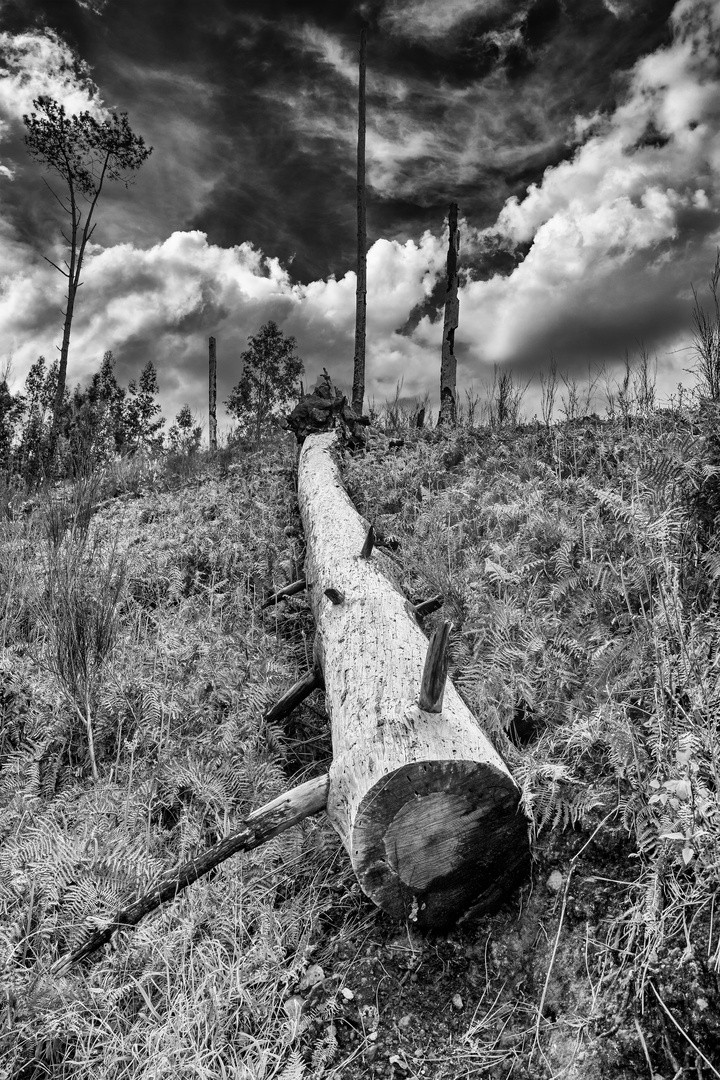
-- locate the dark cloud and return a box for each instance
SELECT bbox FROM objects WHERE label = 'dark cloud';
[0,0,681,287]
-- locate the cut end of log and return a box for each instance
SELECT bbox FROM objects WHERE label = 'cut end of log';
[338,759,529,929]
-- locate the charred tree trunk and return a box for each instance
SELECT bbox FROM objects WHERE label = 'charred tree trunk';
[352,27,367,417]
[439,203,460,428]
[209,336,217,452]
[298,431,528,927]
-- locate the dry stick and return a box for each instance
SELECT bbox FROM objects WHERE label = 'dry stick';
[633,1014,654,1080]
[264,668,324,725]
[650,982,720,1079]
[52,773,330,974]
[261,578,307,609]
[419,620,452,712]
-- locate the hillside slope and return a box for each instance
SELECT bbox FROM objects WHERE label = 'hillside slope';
[1,417,719,1079]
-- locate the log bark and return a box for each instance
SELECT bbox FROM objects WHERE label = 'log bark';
[298,432,529,928]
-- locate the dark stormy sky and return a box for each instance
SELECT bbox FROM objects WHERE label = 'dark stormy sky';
[0,0,719,428]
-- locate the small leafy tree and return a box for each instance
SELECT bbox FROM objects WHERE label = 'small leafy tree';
[125,361,165,451]
[225,321,304,441]
[23,96,152,447]
[16,356,63,484]
[0,363,25,474]
[67,350,126,465]
[167,404,202,455]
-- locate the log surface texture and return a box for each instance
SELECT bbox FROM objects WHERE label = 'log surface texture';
[298,432,529,928]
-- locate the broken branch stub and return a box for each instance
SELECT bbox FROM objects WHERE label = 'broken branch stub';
[419,620,452,713]
[413,595,444,620]
[261,578,306,609]
[298,430,529,928]
[360,524,375,559]
[264,668,323,725]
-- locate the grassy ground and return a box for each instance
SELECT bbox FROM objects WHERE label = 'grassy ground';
[1,409,719,1079]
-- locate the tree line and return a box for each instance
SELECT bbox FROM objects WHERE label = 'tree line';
[1,93,305,486]
[0,316,304,485]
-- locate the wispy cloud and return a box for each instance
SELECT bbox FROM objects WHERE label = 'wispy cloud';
[379,0,523,40]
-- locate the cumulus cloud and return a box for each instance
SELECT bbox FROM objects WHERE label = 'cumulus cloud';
[0,227,447,426]
[0,28,105,120]
[418,0,720,401]
[0,28,108,199]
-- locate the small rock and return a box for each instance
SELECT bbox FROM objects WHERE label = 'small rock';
[365,1045,379,1063]
[341,987,355,1001]
[398,1014,412,1029]
[283,996,304,1019]
[299,964,325,991]
[452,994,464,1011]
[547,870,564,892]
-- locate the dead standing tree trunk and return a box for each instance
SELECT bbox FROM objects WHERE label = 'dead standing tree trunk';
[352,27,368,417]
[298,430,529,927]
[439,203,460,428]
[209,335,217,452]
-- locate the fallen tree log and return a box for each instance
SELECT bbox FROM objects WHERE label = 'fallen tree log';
[298,430,529,927]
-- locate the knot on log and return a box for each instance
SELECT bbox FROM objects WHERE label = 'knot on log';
[286,370,369,446]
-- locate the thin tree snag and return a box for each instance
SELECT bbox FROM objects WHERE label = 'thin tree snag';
[419,620,452,713]
[297,431,529,927]
[360,524,375,559]
[439,203,460,428]
[209,335,217,453]
[352,26,368,416]
[413,596,444,620]
[264,668,324,725]
[261,578,307,609]
[52,774,330,973]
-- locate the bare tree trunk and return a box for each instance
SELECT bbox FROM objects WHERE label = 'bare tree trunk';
[352,27,367,417]
[439,203,459,428]
[209,336,217,452]
[298,431,529,927]
[50,281,77,446]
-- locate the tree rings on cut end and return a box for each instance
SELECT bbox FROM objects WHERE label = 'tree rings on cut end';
[349,760,529,928]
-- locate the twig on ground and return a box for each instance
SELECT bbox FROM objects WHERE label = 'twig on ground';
[650,982,720,1079]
